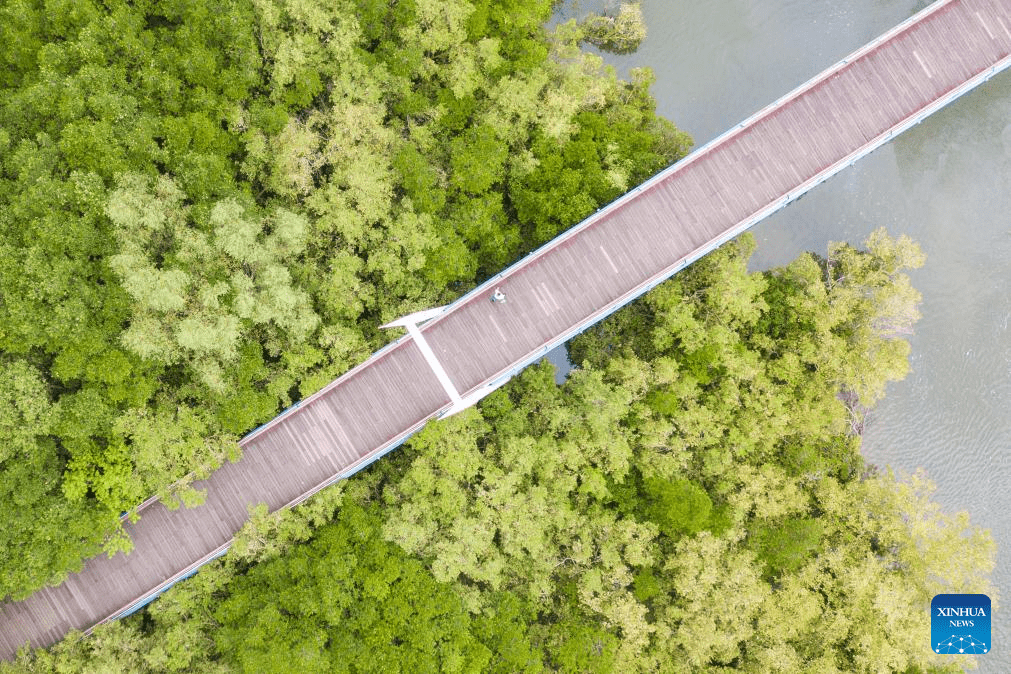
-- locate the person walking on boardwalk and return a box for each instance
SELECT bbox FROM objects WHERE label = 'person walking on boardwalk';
[491,287,506,303]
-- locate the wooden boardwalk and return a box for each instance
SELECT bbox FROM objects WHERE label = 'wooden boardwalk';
[4,0,1011,659]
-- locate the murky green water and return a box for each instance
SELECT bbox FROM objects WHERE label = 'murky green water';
[552,0,1011,666]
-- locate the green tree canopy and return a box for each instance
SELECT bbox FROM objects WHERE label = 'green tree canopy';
[6,233,989,674]
[0,3,993,674]
[0,0,686,599]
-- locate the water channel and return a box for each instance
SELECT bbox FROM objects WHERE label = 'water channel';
[548,1,1010,668]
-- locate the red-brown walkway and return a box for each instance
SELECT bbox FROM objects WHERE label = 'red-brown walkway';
[4,0,1011,659]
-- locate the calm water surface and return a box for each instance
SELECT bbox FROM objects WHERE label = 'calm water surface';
[553,0,1011,668]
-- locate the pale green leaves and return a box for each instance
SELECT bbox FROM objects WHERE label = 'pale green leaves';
[270,208,308,254]
[111,404,240,510]
[756,470,999,672]
[265,118,322,198]
[659,534,769,670]
[119,316,177,363]
[579,3,647,55]
[118,267,190,313]
[175,315,241,360]
[0,360,56,462]
[821,228,926,407]
[105,173,187,242]
[383,364,653,621]
[209,200,261,264]
[873,469,995,596]
[106,173,319,392]
[410,0,473,54]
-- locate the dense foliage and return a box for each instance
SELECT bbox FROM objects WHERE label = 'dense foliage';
[5,233,995,673]
[0,0,685,600]
[1,1,995,672]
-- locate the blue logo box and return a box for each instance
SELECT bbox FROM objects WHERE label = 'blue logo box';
[931,594,991,655]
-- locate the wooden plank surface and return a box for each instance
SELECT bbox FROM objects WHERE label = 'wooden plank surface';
[3,0,1011,659]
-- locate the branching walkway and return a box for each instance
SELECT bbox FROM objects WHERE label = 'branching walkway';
[3,0,1011,659]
